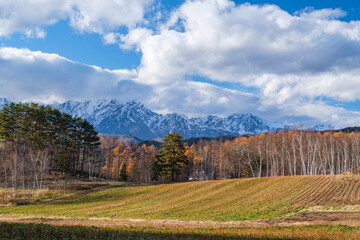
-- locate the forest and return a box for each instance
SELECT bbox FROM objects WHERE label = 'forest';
[100,130,360,182]
[2,102,360,202]
[0,103,99,201]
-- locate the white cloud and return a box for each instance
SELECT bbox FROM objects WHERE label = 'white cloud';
[123,0,360,85]
[258,71,360,106]
[0,0,153,38]
[70,0,153,34]
[0,0,72,38]
[147,81,259,117]
[0,47,66,62]
[116,0,360,127]
[0,46,259,119]
[120,28,153,50]
[1,45,360,128]
[296,7,346,20]
[281,102,360,129]
[0,47,147,103]
[103,32,121,45]
[2,0,360,128]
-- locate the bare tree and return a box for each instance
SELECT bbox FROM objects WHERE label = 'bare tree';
[30,149,49,196]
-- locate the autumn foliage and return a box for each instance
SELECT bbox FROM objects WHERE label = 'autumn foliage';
[185,130,360,180]
[100,136,156,182]
[100,130,360,182]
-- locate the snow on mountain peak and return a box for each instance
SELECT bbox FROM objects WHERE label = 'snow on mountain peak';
[0,98,289,139]
[0,97,10,109]
[52,99,289,140]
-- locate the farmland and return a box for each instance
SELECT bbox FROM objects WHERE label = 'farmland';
[1,175,360,221]
[1,222,360,240]
[1,174,360,239]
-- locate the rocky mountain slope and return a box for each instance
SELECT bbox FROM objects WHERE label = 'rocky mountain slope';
[53,99,287,139]
[0,98,10,108]
[0,97,288,139]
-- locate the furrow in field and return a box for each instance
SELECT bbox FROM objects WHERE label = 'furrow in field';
[342,179,357,205]
[332,178,348,204]
[337,179,351,205]
[349,180,360,204]
[3,175,360,222]
[118,180,241,214]
[307,176,337,205]
[342,179,359,205]
[246,177,310,210]
[301,176,331,204]
[322,177,346,205]
[290,176,325,206]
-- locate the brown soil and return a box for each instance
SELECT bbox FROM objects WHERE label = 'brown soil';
[3,175,360,229]
[0,215,270,228]
[271,211,360,227]
[2,211,360,229]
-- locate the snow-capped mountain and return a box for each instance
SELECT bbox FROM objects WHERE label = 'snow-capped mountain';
[0,97,288,139]
[53,99,288,140]
[0,97,10,109]
[312,125,332,131]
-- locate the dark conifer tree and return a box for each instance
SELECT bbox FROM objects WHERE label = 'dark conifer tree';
[0,102,100,176]
[153,132,188,182]
[119,161,127,181]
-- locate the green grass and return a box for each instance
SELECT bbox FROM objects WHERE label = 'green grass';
[1,175,359,222]
[1,222,360,240]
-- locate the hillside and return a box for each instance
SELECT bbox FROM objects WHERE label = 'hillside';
[339,127,360,133]
[1,175,360,223]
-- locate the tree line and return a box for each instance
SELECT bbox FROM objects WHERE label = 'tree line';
[100,130,360,182]
[100,133,190,182]
[0,103,100,201]
[2,101,360,201]
[186,130,360,180]
[100,135,157,182]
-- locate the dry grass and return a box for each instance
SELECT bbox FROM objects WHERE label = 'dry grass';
[1,175,360,223]
[1,222,360,240]
[2,175,360,239]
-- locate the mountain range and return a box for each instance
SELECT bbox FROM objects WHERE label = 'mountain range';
[0,98,288,140]
[0,98,10,108]
[53,99,288,139]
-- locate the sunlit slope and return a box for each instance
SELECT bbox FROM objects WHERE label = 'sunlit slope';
[1,175,360,221]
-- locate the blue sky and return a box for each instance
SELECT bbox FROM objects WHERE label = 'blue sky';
[1,0,360,128]
[2,0,359,70]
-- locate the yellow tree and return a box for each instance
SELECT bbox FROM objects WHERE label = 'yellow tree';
[111,142,124,180]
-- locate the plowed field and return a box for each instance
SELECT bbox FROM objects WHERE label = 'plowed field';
[1,175,360,223]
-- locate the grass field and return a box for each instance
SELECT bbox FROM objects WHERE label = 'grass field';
[1,175,360,222]
[1,175,360,239]
[1,222,360,240]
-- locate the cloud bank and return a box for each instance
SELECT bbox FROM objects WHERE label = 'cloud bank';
[0,47,144,103]
[122,0,360,127]
[0,0,153,38]
[1,0,360,128]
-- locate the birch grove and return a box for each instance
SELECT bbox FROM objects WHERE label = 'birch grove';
[100,130,360,182]
[186,131,360,180]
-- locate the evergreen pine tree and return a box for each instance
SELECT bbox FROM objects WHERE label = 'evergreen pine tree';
[119,161,127,181]
[153,132,188,182]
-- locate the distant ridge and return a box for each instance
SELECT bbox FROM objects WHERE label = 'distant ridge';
[0,97,10,107]
[53,99,288,140]
[339,126,360,133]
[97,133,142,145]
[0,97,288,140]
